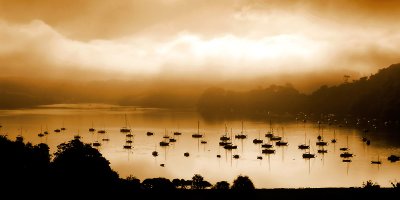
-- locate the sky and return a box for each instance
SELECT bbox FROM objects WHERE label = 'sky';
[1,0,400,88]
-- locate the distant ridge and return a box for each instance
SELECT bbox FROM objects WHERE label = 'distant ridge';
[198,63,400,120]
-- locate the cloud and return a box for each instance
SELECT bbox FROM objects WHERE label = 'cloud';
[1,0,400,84]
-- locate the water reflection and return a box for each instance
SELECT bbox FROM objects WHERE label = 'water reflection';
[0,104,400,188]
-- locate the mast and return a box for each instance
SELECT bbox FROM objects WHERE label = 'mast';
[241,121,244,134]
[225,124,228,136]
[269,119,272,132]
[304,121,307,144]
[125,114,128,127]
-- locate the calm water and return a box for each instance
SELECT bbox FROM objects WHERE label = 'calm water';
[1,104,400,188]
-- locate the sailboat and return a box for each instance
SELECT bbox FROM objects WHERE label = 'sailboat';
[152,144,158,157]
[61,121,66,131]
[123,134,133,149]
[44,125,49,135]
[340,136,353,158]
[331,129,337,143]
[261,142,274,149]
[163,129,170,139]
[169,131,177,143]
[97,129,106,134]
[159,129,170,147]
[38,125,45,138]
[298,123,309,149]
[371,155,382,165]
[265,119,274,138]
[192,121,203,138]
[235,121,247,139]
[262,148,276,154]
[74,129,81,140]
[362,129,368,142]
[93,141,101,147]
[388,155,400,162]
[276,127,288,146]
[316,127,328,146]
[317,148,328,154]
[89,121,95,132]
[220,124,230,141]
[147,131,154,136]
[123,144,132,149]
[262,125,276,153]
[253,130,263,144]
[102,136,110,142]
[224,128,238,150]
[302,140,315,159]
[174,125,182,136]
[120,114,131,133]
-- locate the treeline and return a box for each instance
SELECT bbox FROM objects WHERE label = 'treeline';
[0,135,254,194]
[198,64,400,121]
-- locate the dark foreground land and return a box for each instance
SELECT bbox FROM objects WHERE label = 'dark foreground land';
[107,188,397,199]
[4,188,397,199]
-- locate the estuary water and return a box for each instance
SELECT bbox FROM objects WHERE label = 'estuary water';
[1,104,399,188]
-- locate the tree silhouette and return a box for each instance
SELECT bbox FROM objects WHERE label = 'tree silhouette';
[120,175,141,191]
[391,181,400,189]
[212,181,230,190]
[192,174,204,189]
[0,135,50,189]
[362,180,380,189]
[142,177,175,190]
[231,175,255,191]
[172,178,183,189]
[191,174,211,189]
[50,139,119,190]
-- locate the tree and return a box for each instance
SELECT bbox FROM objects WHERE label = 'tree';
[212,181,230,190]
[191,174,212,189]
[362,180,380,189]
[191,174,211,189]
[231,175,255,190]
[120,175,141,190]
[391,181,400,189]
[172,178,183,189]
[192,174,205,189]
[0,135,50,189]
[142,178,175,190]
[182,179,192,189]
[50,139,119,189]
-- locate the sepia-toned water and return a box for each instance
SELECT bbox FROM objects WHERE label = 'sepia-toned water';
[1,104,400,188]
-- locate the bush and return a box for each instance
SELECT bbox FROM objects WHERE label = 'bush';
[212,181,230,190]
[362,180,380,189]
[231,175,255,191]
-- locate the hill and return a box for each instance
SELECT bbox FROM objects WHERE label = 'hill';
[198,64,400,121]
